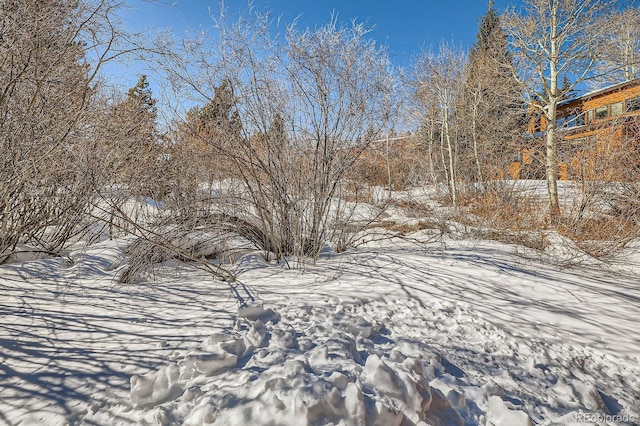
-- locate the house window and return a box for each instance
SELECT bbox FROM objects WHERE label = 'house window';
[611,102,623,117]
[586,110,594,123]
[595,105,608,120]
[627,97,640,112]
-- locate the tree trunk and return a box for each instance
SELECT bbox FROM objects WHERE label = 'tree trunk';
[472,90,483,183]
[547,0,561,220]
[546,103,560,219]
[427,118,436,184]
[444,106,457,207]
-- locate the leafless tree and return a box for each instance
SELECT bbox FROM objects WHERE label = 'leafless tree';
[591,6,640,87]
[505,0,612,219]
[0,1,100,261]
[0,0,160,263]
[411,43,467,206]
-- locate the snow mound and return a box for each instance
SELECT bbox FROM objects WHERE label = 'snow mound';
[4,234,640,426]
[488,395,533,426]
[127,298,639,425]
[128,302,474,425]
[130,363,181,408]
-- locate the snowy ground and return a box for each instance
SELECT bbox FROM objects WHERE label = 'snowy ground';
[1,233,640,425]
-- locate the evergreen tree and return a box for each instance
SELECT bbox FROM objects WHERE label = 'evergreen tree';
[462,0,523,182]
[560,75,577,101]
[198,78,242,138]
[469,1,501,60]
[106,75,160,189]
[127,75,157,118]
[175,80,245,182]
[110,75,158,148]
[125,75,158,144]
[266,113,286,146]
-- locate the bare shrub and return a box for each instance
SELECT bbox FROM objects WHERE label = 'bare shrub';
[460,185,547,231]
[388,198,433,219]
[612,183,640,227]
[557,214,638,260]
[454,183,550,251]
[556,116,640,261]
[152,8,398,264]
[0,0,127,263]
[375,220,441,236]
[116,214,248,284]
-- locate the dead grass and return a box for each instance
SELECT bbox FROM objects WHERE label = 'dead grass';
[348,138,424,190]
[375,219,441,235]
[458,188,548,231]
[446,187,550,251]
[472,229,550,251]
[387,198,433,218]
[557,214,639,260]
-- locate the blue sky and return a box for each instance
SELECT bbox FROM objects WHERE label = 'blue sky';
[112,0,638,93]
[111,0,518,92]
[123,0,516,66]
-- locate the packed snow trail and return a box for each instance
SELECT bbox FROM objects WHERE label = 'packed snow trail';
[125,299,639,425]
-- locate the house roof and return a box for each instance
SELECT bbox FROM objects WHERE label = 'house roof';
[558,77,640,107]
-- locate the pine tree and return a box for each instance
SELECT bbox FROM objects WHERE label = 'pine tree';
[125,75,158,145]
[110,75,158,148]
[106,75,160,189]
[198,78,242,139]
[175,79,244,182]
[462,0,523,182]
[127,75,157,118]
[470,1,500,58]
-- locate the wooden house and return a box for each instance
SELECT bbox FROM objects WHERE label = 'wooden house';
[518,78,640,180]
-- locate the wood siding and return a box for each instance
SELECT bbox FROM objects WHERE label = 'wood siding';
[519,79,640,180]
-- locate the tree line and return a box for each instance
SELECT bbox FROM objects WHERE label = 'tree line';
[1,0,639,272]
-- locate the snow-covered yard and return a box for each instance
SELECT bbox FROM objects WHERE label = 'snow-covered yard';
[1,234,639,425]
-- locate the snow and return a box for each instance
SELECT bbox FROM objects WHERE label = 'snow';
[1,227,640,424]
[130,363,181,408]
[487,395,533,426]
